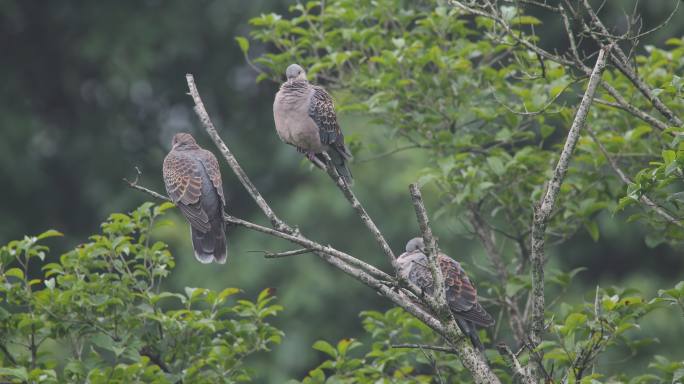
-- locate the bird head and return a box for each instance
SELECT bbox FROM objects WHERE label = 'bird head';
[285,63,307,83]
[405,237,425,253]
[171,132,198,150]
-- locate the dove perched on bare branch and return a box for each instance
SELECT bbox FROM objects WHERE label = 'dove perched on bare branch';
[163,133,227,264]
[273,63,353,184]
[398,237,494,350]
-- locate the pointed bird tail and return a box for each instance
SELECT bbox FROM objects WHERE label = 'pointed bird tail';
[456,317,485,351]
[329,145,353,186]
[190,220,227,264]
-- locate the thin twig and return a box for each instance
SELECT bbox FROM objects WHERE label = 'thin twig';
[497,343,533,384]
[260,248,315,259]
[124,167,171,202]
[357,144,424,163]
[392,343,457,354]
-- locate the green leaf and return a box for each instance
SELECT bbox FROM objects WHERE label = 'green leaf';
[337,338,361,357]
[511,15,542,25]
[217,287,241,303]
[37,229,63,240]
[312,340,337,358]
[235,36,250,54]
[662,149,676,165]
[5,267,24,280]
[486,156,505,176]
[562,313,587,334]
[584,221,599,242]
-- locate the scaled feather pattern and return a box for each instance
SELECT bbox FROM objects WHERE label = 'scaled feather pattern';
[163,132,227,264]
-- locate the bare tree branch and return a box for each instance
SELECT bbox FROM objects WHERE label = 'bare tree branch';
[528,45,609,378]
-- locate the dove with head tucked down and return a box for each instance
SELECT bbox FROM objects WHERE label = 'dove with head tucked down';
[397,237,494,350]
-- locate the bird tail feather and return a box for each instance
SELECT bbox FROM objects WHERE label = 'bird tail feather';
[329,146,353,185]
[190,221,227,264]
[456,318,485,351]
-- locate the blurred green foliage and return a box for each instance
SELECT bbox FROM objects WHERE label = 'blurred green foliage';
[0,203,282,383]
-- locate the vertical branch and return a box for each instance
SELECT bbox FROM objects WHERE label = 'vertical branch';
[409,184,447,309]
[185,74,290,232]
[529,46,609,355]
[408,184,500,384]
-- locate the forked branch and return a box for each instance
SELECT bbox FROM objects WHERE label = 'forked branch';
[127,73,502,384]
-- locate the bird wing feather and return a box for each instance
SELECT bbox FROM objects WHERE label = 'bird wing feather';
[308,86,343,146]
[198,149,225,206]
[163,150,210,232]
[404,251,494,327]
[439,255,495,327]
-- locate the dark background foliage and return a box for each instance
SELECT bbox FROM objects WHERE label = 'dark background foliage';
[2,1,684,382]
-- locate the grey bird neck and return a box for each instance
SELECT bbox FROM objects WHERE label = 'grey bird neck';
[174,143,200,151]
[278,80,311,104]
